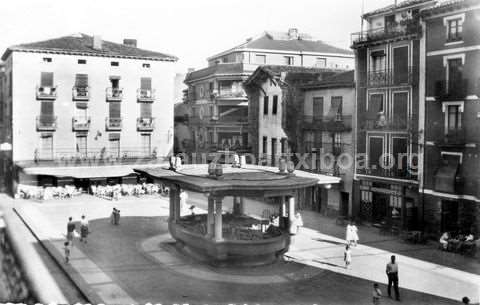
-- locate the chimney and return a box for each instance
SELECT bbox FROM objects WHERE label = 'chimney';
[288,28,299,40]
[93,35,102,50]
[123,39,137,48]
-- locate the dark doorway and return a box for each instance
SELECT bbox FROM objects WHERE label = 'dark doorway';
[372,193,389,223]
[340,192,349,217]
[441,200,459,232]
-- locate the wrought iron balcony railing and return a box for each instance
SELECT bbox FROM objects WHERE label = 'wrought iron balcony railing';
[136,117,155,131]
[137,89,155,102]
[357,167,418,180]
[72,116,91,131]
[359,112,417,131]
[72,86,90,101]
[36,86,57,100]
[36,115,57,131]
[351,21,421,46]
[105,117,122,131]
[364,67,416,87]
[106,87,123,102]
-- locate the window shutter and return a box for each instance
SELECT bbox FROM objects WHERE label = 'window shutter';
[140,103,152,118]
[40,101,54,115]
[75,74,89,87]
[141,77,152,90]
[313,97,324,119]
[109,102,121,118]
[40,72,54,87]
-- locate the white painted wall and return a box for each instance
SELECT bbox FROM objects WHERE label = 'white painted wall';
[9,51,176,161]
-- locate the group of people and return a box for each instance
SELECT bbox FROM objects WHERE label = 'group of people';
[439,231,476,253]
[63,215,89,263]
[16,184,82,200]
[91,183,165,200]
[110,208,121,225]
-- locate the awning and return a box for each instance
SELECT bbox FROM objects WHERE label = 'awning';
[434,160,459,193]
[22,165,135,179]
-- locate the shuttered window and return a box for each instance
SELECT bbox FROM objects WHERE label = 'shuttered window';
[140,77,152,90]
[76,134,87,155]
[368,94,383,113]
[141,134,151,156]
[393,92,408,128]
[39,134,53,160]
[75,74,89,88]
[140,103,152,118]
[108,134,120,158]
[109,102,121,118]
[40,72,54,87]
[40,101,54,116]
[313,97,323,120]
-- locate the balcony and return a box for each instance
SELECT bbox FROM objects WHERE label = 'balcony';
[72,86,90,101]
[137,117,155,131]
[359,112,416,131]
[106,87,123,102]
[137,89,155,102]
[357,167,417,180]
[36,115,57,131]
[105,117,122,131]
[36,86,57,100]
[434,79,468,100]
[323,115,353,132]
[72,116,91,131]
[351,20,421,47]
[302,115,323,129]
[364,67,416,87]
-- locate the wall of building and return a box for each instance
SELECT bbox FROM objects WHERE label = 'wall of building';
[242,51,353,70]
[9,51,176,162]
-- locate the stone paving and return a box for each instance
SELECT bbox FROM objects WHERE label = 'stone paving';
[9,193,478,304]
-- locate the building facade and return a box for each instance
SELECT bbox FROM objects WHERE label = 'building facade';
[244,66,355,216]
[1,34,177,192]
[421,0,480,235]
[351,0,436,231]
[181,29,354,159]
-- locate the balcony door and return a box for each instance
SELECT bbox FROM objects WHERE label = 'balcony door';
[368,136,384,171]
[392,92,408,129]
[109,134,120,158]
[39,134,53,160]
[313,97,324,121]
[40,101,54,126]
[392,137,408,174]
[393,46,409,84]
[141,134,151,157]
[447,58,463,95]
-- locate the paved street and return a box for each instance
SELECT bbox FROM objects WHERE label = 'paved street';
[8,193,478,304]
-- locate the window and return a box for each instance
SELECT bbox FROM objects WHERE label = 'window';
[316,58,327,68]
[263,96,269,115]
[78,59,87,64]
[108,134,120,158]
[255,54,266,64]
[40,72,54,87]
[111,61,119,66]
[140,103,152,118]
[142,63,151,68]
[393,46,409,84]
[447,105,461,131]
[447,18,462,41]
[76,134,87,156]
[262,136,268,154]
[8,71,12,97]
[140,77,152,91]
[329,96,343,121]
[43,57,52,63]
[141,134,151,156]
[392,137,408,171]
[284,56,294,65]
[368,137,383,169]
[39,134,53,160]
[447,58,463,94]
[370,50,386,72]
[109,102,121,118]
[40,101,54,126]
[392,92,408,129]
[313,97,324,120]
[271,138,277,160]
[272,95,278,115]
[368,94,384,113]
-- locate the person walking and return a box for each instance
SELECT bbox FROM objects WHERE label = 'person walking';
[346,222,353,245]
[79,215,89,243]
[386,255,400,301]
[295,212,304,234]
[372,283,382,304]
[66,217,76,245]
[63,241,71,263]
[344,244,352,269]
[351,222,359,246]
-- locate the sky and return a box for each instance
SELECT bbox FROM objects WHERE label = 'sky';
[0,0,395,73]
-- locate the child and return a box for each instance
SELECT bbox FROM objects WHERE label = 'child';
[373,283,382,304]
[64,241,71,263]
[344,244,352,269]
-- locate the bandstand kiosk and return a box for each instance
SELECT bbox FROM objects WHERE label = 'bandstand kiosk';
[135,164,340,266]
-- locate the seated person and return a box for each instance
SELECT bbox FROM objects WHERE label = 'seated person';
[439,232,449,250]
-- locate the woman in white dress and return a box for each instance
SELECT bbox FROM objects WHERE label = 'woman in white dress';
[346,223,353,245]
[351,222,359,246]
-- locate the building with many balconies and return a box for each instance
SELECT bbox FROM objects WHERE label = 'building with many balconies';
[180,28,354,159]
[351,0,436,231]
[421,0,480,235]
[0,33,177,192]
